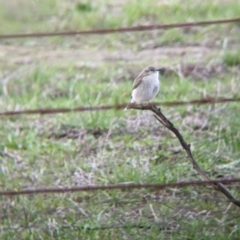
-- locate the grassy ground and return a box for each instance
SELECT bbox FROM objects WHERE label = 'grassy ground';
[0,0,240,239]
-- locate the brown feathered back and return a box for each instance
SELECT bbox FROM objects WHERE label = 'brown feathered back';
[132,66,156,90]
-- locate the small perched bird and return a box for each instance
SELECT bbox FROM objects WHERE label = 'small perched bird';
[125,66,162,110]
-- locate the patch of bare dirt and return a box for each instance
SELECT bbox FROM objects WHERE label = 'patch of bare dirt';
[179,62,228,79]
[48,127,106,139]
[182,111,209,130]
[0,42,218,69]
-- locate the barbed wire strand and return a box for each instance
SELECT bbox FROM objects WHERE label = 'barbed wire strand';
[1,178,240,197]
[0,18,239,39]
[0,97,239,116]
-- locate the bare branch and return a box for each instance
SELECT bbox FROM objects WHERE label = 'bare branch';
[132,104,240,208]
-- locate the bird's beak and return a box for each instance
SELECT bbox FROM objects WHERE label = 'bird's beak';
[157,68,165,74]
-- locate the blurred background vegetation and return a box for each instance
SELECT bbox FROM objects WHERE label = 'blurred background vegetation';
[0,0,240,239]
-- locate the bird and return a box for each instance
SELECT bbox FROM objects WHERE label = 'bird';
[124,66,162,110]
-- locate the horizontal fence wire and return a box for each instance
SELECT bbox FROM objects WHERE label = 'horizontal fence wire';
[0,97,239,116]
[1,178,240,196]
[0,18,239,39]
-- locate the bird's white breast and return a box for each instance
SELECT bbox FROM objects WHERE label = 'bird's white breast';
[131,71,160,103]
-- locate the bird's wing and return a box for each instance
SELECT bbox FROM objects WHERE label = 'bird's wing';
[132,68,148,90]
[132,75,143,90]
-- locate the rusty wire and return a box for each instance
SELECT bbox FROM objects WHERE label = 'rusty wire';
[0,18,239,39]
[0,97,239,116]
[1,178,240,196]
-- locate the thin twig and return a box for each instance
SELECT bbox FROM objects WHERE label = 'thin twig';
[132,104,240,207]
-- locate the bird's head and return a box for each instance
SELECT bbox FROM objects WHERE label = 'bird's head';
[143,66,163,76]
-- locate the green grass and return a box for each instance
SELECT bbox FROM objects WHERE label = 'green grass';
[0,0,58,33]
[0,0,239,33]
[1,0,240,239]
[222,51,240,66]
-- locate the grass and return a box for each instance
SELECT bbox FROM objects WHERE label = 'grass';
[222,51,240,66]
[1,0,240,239]
[0,0,240,34]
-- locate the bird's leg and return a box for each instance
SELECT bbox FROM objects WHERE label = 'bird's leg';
[147,102,153,108]
[128,102,137,110]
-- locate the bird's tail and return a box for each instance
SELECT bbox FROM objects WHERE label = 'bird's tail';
[124,102,134,111]
[124,104,130,111]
